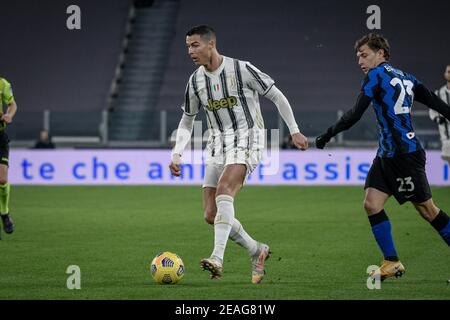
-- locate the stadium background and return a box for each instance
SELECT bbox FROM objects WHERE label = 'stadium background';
[2,0,449,146]
[0,0,449,301]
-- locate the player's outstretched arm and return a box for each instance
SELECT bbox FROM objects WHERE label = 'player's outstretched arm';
[264,85,308,150]
[415,83,450,121]
[1,101,17,124]
[169,113,196,176]
[315,93,371,149]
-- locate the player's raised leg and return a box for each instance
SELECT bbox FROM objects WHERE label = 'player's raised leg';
[200,164,246,279]
[0,163,14,235]
[202,185,269,283]
[364,187,405,280]
[203,186,258,255]
[413,199,450,246]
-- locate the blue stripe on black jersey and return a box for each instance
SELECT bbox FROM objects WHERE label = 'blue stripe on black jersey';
[378,69,417,154]
[372,102,392,156]
[362,62,422,157]
[363,70,379,98]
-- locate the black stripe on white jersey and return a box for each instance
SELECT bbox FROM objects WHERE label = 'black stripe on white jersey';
[191,70,201,101]
[183,83,191,114]
[220,70,238,131]
[234,59,254,128]
[245,64,268,92]
[444,121,449,140]
[205,74,224,132]
[444,91,450,139]
[441,89,450,139]
[203,101,214,130]
[191,70,214,133]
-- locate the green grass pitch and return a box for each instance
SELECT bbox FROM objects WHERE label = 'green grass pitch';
[0,186,449,299]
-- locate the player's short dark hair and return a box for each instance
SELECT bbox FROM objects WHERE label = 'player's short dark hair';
[186,25,216,41]
[355,33,390,60]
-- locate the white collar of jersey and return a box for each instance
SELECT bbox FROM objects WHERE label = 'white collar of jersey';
[202,55,226,77]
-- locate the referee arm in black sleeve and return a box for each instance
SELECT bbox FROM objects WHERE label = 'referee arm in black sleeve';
[315,93,372,149]
[415,83,450,121]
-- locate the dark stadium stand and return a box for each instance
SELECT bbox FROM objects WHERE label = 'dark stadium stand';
[0,0,131,140]
[108,0,179,141]
[1,0,449,145]
[157,0,450,144]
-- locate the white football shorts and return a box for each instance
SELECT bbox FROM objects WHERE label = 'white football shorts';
[202,130,264,188]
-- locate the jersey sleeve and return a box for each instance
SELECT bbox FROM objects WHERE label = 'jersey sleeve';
[1,79,15,105]
[361,69,379,99]
[181,77,200,116]
[243,62,275,96]
[326,92,372,137]
[415,83,450,121]
[407,72,422,87]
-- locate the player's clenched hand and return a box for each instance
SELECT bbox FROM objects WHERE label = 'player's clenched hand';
[315,133,332,149]
[291,132,308,150]
[169,162,181,176]
[1,113,12,124]
[169,153,182,176]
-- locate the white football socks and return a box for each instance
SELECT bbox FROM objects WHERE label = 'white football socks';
[211,194,259,263]
[229,218,258,256]
[211,195,235,263]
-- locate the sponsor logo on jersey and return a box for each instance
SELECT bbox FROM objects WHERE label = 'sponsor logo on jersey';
[207,96,237,111]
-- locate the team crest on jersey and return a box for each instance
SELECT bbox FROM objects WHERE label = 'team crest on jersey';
[226,75,237,90]
[213,84,220,92]
[207,96,238,111]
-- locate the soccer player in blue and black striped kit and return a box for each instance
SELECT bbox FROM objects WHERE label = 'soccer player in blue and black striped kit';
[316,33,450,281]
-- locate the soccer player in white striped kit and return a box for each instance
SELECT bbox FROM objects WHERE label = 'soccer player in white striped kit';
[429,65,450,165]
[169,25,308,283]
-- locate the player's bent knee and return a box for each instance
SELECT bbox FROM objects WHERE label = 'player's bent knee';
[413,202,438,222]
[216,183,234,197]
[0,178,8,185]
[415,207,434,222]
[363,199,382,215]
